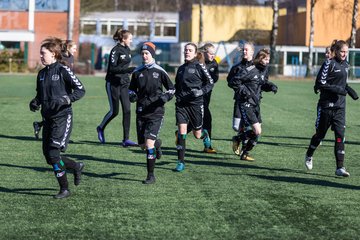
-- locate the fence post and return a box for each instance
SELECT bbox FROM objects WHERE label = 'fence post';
[9,58,12,73]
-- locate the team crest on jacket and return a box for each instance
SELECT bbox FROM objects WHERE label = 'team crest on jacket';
[152,72,159,78]
[120,54,126,60]
[188,68,196,74]
[210,67,214,72]
[52,74,60,81]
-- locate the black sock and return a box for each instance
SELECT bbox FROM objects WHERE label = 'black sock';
[177,134,186,163]
[306,134,322,157]
[61,156,77,170]
[146,148,156,176]
[55,172,68,191]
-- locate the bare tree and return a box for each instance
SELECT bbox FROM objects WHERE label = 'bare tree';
[350,0,358,79]
[306,0,317,77]
[199,0,204,44]
[270,0,279,75]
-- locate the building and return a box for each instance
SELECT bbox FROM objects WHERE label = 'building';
[0,0,80,68]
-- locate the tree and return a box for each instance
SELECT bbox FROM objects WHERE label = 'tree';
[269,0,279,75]
[306,0,317,77]
[199,0,204,44]
[350,0,358,79]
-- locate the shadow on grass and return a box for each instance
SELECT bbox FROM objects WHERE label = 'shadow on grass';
[0,187,55,196]
[263,134,360,146]
[0,134,38,142]
[248,174,360,190]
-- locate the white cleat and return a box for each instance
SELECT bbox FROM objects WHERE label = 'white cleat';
[305,155,313,170]
[335,167,350,177]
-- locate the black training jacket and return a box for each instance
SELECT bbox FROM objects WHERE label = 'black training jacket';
[206,59,219,83]
[227,59,253,99]
[315,58,348,109]
[105,43,133,85]
[175,59,214,106]
[129,62,175,118]
[35,62,85,119]
[231,63,274,106]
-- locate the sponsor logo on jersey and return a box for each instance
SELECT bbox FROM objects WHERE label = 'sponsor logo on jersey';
[52,74,60,81]
[120,54,126,60]
[334,69,341,72]
[253,75,258,79]
[329,102,334,107]
[188,68,196,74]
[210,67,214,72]
[139,73,144,78]
[153,72,159,78]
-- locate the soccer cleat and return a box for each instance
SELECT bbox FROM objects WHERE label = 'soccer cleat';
[33,121,41,139]
[203,147,217,154]
[240,152,255,161]
[232,136,240,156]
[335,167,350,177]
[96,126,105,144]
[53,190,71,199]
[74,162,85,186]
[142,175,156,184]
[174,161,185,172]
[122,139,138,147]
[305,155,313,170]
[156,147,162,160]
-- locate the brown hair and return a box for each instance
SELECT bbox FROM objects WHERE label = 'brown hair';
[113,29,132,42]
[330,39,348,61]
[41,37,63,61]
[199,42,215,53]
[253,48,270,65]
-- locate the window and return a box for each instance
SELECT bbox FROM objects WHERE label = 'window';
[0,0,27,10]
[286,52,299,65]
[164,26,176,37]
[82,24,96,35]
[137,25,150,36]
[35,0,69,12]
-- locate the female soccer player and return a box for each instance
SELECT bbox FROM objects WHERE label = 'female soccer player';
[305,40,358,177]
[230,48,277,161]
[97,29,137,147]
[33,40,78,139]
[29,37,85,199]
[227,42,255,155]
[129,42,175,184]
[199,43,219,153]
[174,42,214,172]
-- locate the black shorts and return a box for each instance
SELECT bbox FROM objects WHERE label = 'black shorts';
[42,112,73,155]
[240,103,261,126]
[315,106,345,138]
[176,104,204,130]
[136,116,164,144]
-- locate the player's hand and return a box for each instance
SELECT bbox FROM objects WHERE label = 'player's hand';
[29,98,40,112]
[271,85,278,94]
[128,90,137,103]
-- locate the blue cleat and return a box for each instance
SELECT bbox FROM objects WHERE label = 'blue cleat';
[122,139,138,147]
[174,161,185,172]
[97,126,105,143]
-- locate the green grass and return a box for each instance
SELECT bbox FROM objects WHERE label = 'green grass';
[1,74,360,239]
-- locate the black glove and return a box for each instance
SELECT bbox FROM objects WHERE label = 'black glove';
[191,89,203,97]
[346,85,359,100]
[126,67,136,73]
[50,95,71,111]
[271,85,278,94]
[29,98,40,112]
[314,85,319,94]
[128,90,137,103]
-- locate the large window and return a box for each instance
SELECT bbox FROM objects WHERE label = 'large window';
[0,0,69,11]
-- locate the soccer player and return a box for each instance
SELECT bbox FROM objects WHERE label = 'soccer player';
[230,48,277,161]
[199,43,219,153]
[174,43,214,172]
[32,40,78,139]
[129,42,175,184]
[305,40,358,177]
[29,37,85,199]
[227,42,255,155]
[96,29,137,147]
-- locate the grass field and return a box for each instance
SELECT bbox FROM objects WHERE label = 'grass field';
[1,74,360,239]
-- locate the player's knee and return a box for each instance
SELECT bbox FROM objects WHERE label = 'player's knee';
[232,118,241,131]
